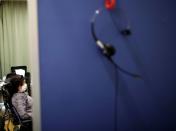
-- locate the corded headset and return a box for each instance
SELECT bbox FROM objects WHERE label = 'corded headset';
[91,0,141,78]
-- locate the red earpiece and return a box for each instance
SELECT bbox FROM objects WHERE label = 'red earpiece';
[105,0,116,10]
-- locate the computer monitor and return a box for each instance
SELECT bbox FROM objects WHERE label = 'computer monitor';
[11,66,27,77]
[15,69,25,76]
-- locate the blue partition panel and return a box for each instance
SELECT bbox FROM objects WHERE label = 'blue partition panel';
[38,0,176,130]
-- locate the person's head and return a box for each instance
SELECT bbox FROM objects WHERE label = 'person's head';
[10,75,27,94]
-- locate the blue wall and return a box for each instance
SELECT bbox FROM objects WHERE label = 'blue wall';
[38,0,176,130]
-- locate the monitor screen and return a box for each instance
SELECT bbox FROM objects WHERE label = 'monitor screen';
[15,69,25,77]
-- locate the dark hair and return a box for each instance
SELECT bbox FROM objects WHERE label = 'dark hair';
[5,72,16,82]
[9,75,25,95]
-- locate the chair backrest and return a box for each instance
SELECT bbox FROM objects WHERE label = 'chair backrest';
[10,105,22,125]
[2,83,22,125]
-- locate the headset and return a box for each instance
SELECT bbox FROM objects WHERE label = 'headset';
[90,0,141,78]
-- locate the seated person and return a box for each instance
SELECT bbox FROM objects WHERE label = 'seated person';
[10,75,33,119]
